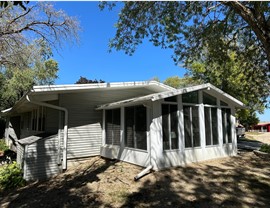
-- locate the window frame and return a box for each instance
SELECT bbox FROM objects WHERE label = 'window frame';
[31,106,45,132]
[105,108,121,146]
[162,103,179,151]
[204,106,219,146]
[221,107,232,144]
[183,104,201,148]
[124,105,147,151]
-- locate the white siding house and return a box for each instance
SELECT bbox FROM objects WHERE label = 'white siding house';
[2,81,244,180]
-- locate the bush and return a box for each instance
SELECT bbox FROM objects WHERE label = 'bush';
[0,139,8,152]
[259,144,270,154]
[0,162,25,191]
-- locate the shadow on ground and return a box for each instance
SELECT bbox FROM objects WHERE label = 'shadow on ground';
[1,152,270,208]
[1,158,116,207]
[123,152,270,208]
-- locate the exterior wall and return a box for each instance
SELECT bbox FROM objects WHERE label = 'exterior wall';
[45,101,59,134]
[60,89,153,160]
[5,116,20,150]
[16,143,25,169]
[23,135,61,181]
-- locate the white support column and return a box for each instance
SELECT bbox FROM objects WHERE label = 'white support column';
[217,99,223,147]
[150,100,163,170]
[177,94,184,153]
[198,91,206,149]
[102,109,106,146]
[146,101,152,167]
[231,106,237,154]
[120,107,125,151]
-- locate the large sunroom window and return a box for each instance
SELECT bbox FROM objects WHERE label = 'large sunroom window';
[125,105,147,150]
[222,108,232,144]
[205,107,218,146]
[183,106,200,148]
[105,109,120,145]
[162,104,178,150]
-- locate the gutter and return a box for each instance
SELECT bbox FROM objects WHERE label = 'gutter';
[26,95,68,170]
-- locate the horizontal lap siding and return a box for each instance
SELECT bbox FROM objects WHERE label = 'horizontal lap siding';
[45,101,59,133]
[60,89,153,159]
[16,144,25,168]
[24,135,61,181]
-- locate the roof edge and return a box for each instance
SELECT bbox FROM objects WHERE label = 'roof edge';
[32,80,175,92]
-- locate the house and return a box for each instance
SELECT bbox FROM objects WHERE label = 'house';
[253,122,270,132]
[1,81,244,180]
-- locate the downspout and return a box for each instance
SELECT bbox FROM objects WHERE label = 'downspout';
[26,95,68,170]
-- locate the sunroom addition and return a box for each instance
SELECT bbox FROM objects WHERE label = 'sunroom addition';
[98,83,244,170]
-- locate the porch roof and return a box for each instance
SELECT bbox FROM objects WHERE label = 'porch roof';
[1,81,173,116]
[96,83,245,110]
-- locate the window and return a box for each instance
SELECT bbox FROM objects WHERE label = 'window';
[184,106,200,148]
[222,108,232,143]
[105,109,120,145]
[31,107,45,131]
[220,100,228,106]
[203,92,217,105]
[125,105,147,150]
[162,104,178,150]
[205,107,219,146]
[182,91,199,104]
[164,96,177,102]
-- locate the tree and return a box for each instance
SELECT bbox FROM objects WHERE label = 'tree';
[163,75,202,89]
[0,39,59,110]
[102,2,270,67]
[187,49,265,127]
[0,1,80,69]
[101,1,270,113]
[75,76,105,84]
[0,2,79,110]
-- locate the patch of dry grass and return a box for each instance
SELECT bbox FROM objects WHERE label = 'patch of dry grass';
[1,152,270,208]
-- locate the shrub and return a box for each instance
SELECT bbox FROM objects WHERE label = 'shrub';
[0,139,8,152]
[259,144,270,154]
[0,162,25,191]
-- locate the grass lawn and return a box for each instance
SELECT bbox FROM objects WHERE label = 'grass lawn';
[1,151,270,208]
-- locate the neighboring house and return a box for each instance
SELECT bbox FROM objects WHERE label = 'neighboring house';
[253,122,270,132]
[1,81,244,180]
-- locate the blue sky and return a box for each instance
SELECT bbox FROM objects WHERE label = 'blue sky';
[53,2,185,84]
[52,1,269,122]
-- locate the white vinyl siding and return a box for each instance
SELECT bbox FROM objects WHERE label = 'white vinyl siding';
[18,134,61,181]
[59,89,153,159]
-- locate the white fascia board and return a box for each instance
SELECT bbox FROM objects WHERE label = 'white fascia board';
[151,83,210,101]
[32,81,174,93]
[96,94,156,110]
[1,107,13,115]
[206,83,244,107]
[97,83,245,110]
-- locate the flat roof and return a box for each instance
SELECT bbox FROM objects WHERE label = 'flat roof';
[31,81,175,93]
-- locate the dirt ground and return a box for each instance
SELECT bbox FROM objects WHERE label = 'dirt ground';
[1,149,270,208]
[246,132,270,144]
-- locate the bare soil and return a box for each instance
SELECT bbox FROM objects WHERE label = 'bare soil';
[1,149,270,208]
[246,132,270,144]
